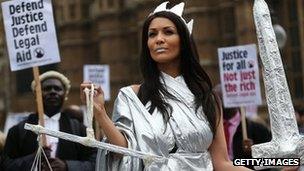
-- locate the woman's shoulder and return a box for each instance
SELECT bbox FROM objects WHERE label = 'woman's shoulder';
[120,84,141,95]
[130,84,140,94]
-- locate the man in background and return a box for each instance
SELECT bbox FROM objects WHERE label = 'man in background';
[2,70,96,171]
[214,84,271,170]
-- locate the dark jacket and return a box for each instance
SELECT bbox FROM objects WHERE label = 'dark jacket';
[2,112,96,171]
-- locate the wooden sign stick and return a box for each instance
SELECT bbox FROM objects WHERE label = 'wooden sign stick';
[240,107,248,140]
[240,107,253,153]
[33,66,46,146]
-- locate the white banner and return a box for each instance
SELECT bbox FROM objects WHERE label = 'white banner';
[1,0,60,71]
[83,65,110,101]
[218,44,262,108]
[4,112,30,134]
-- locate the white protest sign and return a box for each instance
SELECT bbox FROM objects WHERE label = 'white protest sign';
[1,0,60,71]
[83,65,110,101]
[4,112,30,134]
[218,44,262,108]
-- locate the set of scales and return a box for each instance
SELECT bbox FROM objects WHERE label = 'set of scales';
[25,0,304,170]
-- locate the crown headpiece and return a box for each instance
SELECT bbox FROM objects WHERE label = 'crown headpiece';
[150,1,193,34]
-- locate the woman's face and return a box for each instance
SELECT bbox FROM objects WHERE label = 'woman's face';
[147,17,181,65]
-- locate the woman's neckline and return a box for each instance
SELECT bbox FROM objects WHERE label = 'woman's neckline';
[161,71,182,79]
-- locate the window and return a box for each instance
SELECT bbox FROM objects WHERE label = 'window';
[118,0,124,8]
[218,6,236,46]
[69,3,76,19]
[289,0,298,22]
[108,0,114,8]
[55,6,63,22]
[285,1,303,98]
[99,0,103,9]
[82,3,90,18]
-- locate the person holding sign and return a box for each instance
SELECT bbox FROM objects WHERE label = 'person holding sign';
[81,1,251,170]
[3,71,96,171]
[214,84,271,170]
[223,107,271,171]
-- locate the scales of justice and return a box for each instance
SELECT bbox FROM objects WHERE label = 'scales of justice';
[24,0,304,170]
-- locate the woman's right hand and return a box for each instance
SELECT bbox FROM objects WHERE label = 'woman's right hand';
[80,82,105,111]
[81,82,128,149]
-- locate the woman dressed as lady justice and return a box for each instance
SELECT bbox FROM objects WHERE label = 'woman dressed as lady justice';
[81,1,252,171]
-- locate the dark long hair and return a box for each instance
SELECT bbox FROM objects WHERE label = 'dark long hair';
[138,11,220,135]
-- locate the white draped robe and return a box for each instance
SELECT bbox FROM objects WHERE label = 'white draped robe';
[96,73,214,171]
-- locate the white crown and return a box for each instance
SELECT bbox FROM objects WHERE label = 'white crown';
[151,1,193,34]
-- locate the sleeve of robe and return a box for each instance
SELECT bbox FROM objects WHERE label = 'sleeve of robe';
[2,123,36,171]
[96,90,143,171]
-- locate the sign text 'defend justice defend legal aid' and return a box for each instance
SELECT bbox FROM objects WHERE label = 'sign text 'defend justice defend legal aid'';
[1,0,60,71]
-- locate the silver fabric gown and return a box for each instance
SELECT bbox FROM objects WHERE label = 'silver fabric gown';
[96,73,214,171]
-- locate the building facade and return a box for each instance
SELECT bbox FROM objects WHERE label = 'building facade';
[0,0,303,128]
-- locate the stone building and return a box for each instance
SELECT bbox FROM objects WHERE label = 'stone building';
[0,0,303,128]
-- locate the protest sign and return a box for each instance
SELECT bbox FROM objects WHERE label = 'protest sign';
[218,44,262,108]
[1,0,60,71]
[83,65,110,101]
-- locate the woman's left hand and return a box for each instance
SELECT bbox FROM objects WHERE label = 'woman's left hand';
[80,82,105,111]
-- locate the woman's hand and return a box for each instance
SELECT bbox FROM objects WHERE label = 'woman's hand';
[80,82,127,149]
[80,82,105,111]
